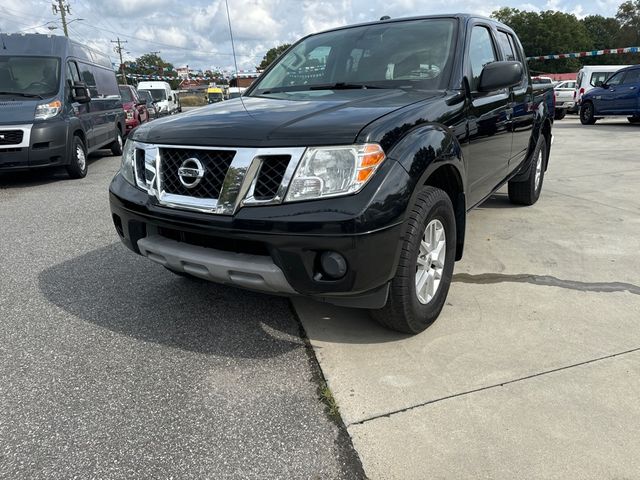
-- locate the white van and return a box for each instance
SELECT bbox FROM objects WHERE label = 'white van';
[137,81,178,115]
[227,86,246,99]
[574,65,630,106]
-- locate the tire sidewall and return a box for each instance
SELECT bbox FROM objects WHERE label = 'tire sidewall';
[404,193,456,332]
[580,102,594,124]
[68,136,87,178]
[530,136,547,200]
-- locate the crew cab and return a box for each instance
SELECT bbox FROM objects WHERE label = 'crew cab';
[110,14,554,334]
[580,65,640,125]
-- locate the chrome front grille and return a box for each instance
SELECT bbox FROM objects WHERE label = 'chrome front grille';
[159,148,235,199]
[129,141,306,215]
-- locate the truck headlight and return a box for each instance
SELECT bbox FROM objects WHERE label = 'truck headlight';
[126,110,134,120]
[119,139,136,185]
[34,100,62,120]
[285,144,385,202]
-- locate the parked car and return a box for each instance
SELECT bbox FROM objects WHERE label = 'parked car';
[553,80,576,119]
[119,84,149,136]
[227,86,245,99]
[139,90,160,119]
[206,86,224,103]
[580,65,640,125]
[0,33,125,178]
[574,65,630,108]
[532,76,554,87]
[110,14,554,334]
[137,81,178,115]
[172,90,182,112]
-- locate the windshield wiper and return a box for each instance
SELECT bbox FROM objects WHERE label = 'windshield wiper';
[308,82,384,90]
[0,91,44,99]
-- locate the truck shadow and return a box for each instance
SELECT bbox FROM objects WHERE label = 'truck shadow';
[38,243,303,358]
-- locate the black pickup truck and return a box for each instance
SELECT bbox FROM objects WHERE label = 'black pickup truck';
[110,14,554,334]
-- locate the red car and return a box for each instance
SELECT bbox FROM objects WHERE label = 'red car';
[118,85,150,135]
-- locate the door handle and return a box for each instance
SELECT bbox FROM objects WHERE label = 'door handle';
[630,86,637,90]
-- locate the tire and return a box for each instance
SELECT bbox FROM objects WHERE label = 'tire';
[580,102,596,125]
[508,136,547,206]
[65,135,88,179]
[554,109,566,120]
[628,116,640,124]
[110,128,123,156]
[370,187,456,334]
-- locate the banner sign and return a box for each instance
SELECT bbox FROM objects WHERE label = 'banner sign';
[528,46,640,61]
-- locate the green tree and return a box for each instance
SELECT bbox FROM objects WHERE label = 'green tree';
[582,15,620,49]
[616,0,640,44]
[492,8,592,73]
[258,44,291,70]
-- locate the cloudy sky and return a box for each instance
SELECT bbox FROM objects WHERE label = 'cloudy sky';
[0,0,624,71]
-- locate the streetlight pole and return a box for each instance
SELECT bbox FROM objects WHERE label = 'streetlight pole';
[51,0,71,37]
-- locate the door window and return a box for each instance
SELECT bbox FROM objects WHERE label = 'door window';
[496,31,515,61]
[605,71,624,87]
[622,69,640,85]
[590,71,613,87]
[78,62,99,98]
[469,26,497,91]
[67,61,80,87]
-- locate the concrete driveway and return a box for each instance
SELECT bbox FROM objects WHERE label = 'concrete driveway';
[295,117,640,479]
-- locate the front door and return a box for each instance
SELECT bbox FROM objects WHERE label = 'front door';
[615,69,640,113]
[464,24,511,207]
[596,70,623,114]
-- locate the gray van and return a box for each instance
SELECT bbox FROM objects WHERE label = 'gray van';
[0,33,125,178]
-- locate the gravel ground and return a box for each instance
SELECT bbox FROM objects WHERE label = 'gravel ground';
[0,153,364,479]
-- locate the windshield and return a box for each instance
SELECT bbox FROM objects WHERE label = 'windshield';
[119,86,134,103]
[141,88,166,101]
[250,18,456,95]
[208,92,223,102]
[0,56,61,97]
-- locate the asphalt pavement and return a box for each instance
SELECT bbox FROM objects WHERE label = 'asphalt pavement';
[0,152,364,479]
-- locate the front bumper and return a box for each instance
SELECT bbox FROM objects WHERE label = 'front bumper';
[0,120,68,171]
[109,173,404,308]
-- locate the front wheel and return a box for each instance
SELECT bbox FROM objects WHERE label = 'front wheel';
[110,129,123,156]
[65,135,88,179]
[580,102,597,125]
[370,187,456,334]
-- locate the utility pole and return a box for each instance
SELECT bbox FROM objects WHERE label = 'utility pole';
[51,0,71,37]
[111,38,128,85]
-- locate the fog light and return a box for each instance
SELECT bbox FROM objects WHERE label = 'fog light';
[320,251,347,279]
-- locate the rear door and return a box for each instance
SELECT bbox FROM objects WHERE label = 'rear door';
[496,29,533,169]
[464,23,512,207]
[615,69,640,113]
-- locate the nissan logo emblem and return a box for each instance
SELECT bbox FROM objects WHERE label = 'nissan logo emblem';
[177,158,205,188]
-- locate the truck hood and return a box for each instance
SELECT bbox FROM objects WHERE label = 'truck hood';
[0,99,38,125]
[131,89,440,147]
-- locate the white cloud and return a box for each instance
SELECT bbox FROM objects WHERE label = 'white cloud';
[0,0,625,71]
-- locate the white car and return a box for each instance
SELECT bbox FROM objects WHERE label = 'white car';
[553,80,577,119]
[137,81,179,115]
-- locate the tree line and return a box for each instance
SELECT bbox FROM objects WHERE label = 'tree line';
[493,0,640,73]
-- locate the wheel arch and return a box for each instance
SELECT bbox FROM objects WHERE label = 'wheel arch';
[387,123,467,261]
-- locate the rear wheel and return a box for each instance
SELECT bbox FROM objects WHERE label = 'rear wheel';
[508,136,547,206]
[65,135,88,179]
[370,187,456,334]
[110,128,123,156]
[554,109,566,120]
[580,102,596,125]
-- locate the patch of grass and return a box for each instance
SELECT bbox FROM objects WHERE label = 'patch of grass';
[320,383,340,419]
[179,95,207,107]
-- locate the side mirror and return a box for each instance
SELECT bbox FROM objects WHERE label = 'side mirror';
[478,61,523,92]
[71,82,91,103]
[595,80,604,88]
